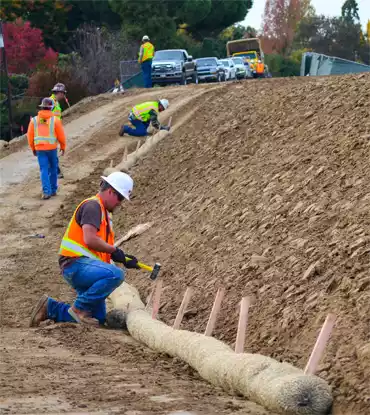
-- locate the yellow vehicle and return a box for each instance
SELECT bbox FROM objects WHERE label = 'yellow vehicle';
[226,38,264,76]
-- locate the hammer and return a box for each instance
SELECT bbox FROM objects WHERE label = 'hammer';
[126,258,161,280]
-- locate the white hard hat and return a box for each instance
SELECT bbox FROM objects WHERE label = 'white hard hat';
[159,99,169,110]
[142,35,150,41]
[100,172,133,201]
[52,83,67,93]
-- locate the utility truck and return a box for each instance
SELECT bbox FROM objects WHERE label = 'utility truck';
[226,38,264,77]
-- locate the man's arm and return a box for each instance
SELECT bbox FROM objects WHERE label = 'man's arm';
[149,110,160,129]
[55,118,66,153]
[82,224,115,253]
[138,45,144,63]
[27,119,35,153]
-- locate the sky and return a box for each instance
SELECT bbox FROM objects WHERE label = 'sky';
[243,0,370,31]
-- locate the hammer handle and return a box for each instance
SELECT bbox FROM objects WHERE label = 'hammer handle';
[125,257,152,272]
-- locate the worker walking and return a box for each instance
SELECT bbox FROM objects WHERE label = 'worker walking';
[119,99,170,137]
[29,172,140,327]
[138,35,154,88]
[27,97,66,200]
[50,83,67,178]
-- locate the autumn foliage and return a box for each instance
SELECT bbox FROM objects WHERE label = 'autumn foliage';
[2,18,58,74]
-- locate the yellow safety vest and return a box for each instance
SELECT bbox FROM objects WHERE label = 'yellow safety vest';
[132,101,159,122]
[141,42,154,63]
[33,116,57,148]
[49,94,62,119]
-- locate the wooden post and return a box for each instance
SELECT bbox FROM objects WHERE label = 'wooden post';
[204,288,225,336]
[173,287,193,329]
[151,279,163,319]
[304,313,336,375]
[235,297,251,353]
[168,116,173,128]
[123,145,128,161]
[135,140,141,151]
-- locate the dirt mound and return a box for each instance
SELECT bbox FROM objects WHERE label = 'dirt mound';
[109,74,369,414]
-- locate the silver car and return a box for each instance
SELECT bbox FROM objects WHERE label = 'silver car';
[231,57,247,79]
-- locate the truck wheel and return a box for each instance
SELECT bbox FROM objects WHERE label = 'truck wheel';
[192,71,199,84]
[180,73,187,85]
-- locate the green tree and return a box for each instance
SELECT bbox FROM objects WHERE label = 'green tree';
[341,0,360,22]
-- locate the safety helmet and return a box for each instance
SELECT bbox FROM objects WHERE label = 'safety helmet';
[159,99,169,110]
[142,35,150,41]
[39,97,55,110]
[100,172,133,201]
[52,83,67,93]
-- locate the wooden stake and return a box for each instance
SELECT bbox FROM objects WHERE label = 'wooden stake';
[122,145,128,161]
[304,313,336,375]
[109,159,113,168]
[173,287,193,329]
[204,288,225,336]
[135,140,142,151]
[167,116,173,128]
[235,297,251,353]
[151,279,163,319]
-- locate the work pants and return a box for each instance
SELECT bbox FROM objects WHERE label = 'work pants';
[123,117,150,137]
[36,149,58,196]
[47,257,125,325]
[141,60,152,88]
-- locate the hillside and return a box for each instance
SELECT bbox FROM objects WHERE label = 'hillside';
[0,74,369,414]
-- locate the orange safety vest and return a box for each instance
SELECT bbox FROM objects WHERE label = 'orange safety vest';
[59,195,115,263]
[256,62,265,74]
[141,42,154,62]
[32,116,57,150]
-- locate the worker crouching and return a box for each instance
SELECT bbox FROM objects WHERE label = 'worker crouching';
[27,97,66,200]
[119,99,170,137]
[29,172,140,327]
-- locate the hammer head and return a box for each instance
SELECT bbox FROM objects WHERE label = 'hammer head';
[150,263,161,280]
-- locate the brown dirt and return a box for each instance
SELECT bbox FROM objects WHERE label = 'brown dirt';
[1,74,369,413]
[0,83,271,414]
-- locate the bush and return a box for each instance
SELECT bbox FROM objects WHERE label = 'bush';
[265,54,301,77]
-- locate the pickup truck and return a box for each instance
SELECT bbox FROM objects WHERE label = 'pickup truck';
[151,49,198,85]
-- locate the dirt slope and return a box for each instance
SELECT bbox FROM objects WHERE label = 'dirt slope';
[1,74,369,414]
[113,74,369,414]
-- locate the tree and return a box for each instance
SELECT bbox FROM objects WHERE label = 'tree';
[262,0,306,55]
[341,0,360,22]
[1,18,58,74]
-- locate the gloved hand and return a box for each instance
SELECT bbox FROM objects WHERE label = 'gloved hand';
[111,248,126,263]
[161,125,170,131]
[123,254,140,269]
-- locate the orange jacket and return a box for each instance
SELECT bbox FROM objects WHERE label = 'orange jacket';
[59,195,115,264]
[256,62,265,74]
[27,110,66,152]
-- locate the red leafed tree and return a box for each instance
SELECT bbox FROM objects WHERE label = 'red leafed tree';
[262,0,304,55]
[2,18,58,74]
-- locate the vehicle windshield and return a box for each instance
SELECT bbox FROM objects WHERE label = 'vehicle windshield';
[220,60,230,67]
[232,58,243,65]
[154,51,184,61]
[196,58,217,67]
[233,52,257,60]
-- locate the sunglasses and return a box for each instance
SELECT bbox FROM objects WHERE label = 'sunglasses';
[112,189,124,202]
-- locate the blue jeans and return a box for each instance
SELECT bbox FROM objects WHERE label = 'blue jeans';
[123,117,150,137]
[47,257,125,324]
[36,149,58,196]
[141,60,152,88]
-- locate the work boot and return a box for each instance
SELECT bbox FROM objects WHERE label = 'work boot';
[118,125,125,136]
[58,172,64,179]
[41,194,51,200]
[29,294,48,327]
[68,306,99,327]
[51,192,57,197]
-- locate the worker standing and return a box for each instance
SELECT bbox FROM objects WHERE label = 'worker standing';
[50,83,67,178]
[138,35,154,88]
[119,99,170,137]
[27,97,66,200]
[29,172,140,327]
[255,60,265,78]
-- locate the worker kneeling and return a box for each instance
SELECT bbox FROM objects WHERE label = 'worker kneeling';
[119,99,170,137]
[30,172,140,327]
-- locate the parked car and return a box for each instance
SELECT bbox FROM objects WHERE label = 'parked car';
[231,57,247,79]
[196,57,225,82]
[151,49,198,86]
[219,59,236,80]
